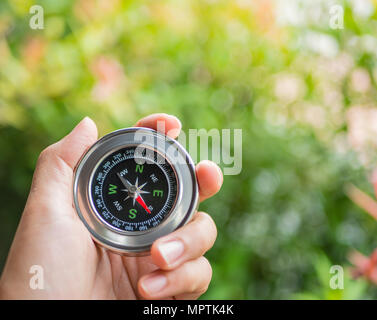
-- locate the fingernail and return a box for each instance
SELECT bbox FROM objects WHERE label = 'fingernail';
[158,240,184,265]
[141,275,167,295]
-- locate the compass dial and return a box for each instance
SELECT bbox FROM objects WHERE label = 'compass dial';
[91,146,178,232]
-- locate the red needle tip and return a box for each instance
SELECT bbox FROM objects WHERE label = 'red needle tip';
[136,196,151,214]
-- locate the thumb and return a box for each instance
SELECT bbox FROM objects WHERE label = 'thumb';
[26,117,98,215]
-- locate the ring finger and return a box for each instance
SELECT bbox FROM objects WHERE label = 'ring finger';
[138,256,212,300]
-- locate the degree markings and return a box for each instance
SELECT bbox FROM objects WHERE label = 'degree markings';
[92,149,176,231]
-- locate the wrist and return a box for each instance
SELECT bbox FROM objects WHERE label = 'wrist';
[0,280,7,300]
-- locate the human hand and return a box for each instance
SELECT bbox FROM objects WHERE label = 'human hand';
[0,113,223,299]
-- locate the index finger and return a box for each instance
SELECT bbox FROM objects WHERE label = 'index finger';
[150,211,217,270]
[135,113,182,139]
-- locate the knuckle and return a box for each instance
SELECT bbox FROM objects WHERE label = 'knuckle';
[201,256,213,279]
[196,212,217,251]
[196,257,212,294]
[204,212,218,238]
[197,283,209,295]
[38,143,70,174]
[167,258,213,296]
[38,144,56,163]
[198,212,217,232]
[38,147,50,162]
[181,263,199,293]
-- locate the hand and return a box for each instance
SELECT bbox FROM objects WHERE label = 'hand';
[0,113,223,299]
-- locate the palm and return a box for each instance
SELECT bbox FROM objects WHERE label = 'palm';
[89,248,161,300]
[98,253,158,299]
[47,207,160,300]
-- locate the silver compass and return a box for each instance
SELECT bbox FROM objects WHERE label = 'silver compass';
[73,127,199,256]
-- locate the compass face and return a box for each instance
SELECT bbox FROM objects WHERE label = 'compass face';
[90,146,178,232]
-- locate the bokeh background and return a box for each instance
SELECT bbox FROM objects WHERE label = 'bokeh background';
[1,0,377,299]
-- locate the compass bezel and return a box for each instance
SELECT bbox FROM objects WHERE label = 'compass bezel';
[73,127,199,256]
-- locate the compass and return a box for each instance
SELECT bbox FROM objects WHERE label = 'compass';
[73,127,199,255]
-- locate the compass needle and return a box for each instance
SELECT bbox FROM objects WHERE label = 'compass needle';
[139,181,148,190]
[136,195,151,214]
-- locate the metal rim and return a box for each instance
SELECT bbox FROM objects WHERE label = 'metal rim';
[73,127,198,255]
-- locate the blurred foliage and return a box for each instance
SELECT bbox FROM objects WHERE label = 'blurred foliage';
[1,0,377,299]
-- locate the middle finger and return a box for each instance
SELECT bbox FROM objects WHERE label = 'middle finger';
[150,211,217,270]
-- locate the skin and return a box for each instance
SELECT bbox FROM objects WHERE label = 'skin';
[0,113,223,299]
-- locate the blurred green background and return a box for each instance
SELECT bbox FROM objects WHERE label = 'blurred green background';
[1,0,377,299]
